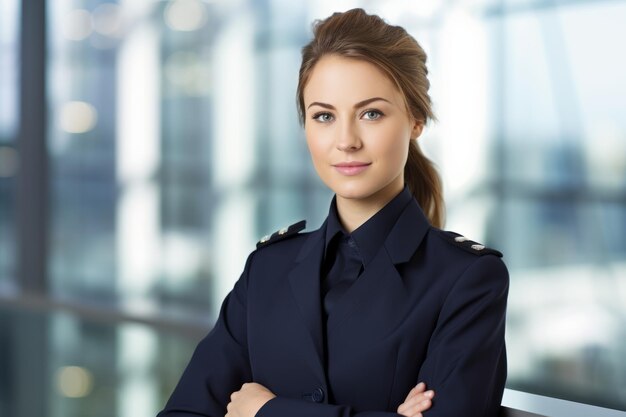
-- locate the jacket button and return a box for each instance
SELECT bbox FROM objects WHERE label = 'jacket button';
[312,387,325,403]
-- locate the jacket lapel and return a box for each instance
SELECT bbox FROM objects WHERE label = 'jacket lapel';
[287,223,326,378]
[326,199,431,343]
[285,200,431,376]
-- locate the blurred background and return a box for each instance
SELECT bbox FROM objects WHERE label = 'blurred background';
[0,0,625,416]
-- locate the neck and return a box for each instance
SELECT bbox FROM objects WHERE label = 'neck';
[335,180,404,233]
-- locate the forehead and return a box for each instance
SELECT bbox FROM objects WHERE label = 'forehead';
[303,55,402,105]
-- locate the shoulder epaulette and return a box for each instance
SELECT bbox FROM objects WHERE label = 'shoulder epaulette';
[438,230,503,257]
[256,220,306,249]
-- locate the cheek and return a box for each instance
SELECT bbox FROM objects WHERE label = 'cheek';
[383,145,409,172]
[371,130,410,167]
[305,125,331,155]
[305,131,325,166]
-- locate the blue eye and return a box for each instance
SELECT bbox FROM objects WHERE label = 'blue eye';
[363,110,383,120]
[312,112,333,123]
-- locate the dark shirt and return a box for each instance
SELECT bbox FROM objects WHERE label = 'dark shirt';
[321,185,414,318]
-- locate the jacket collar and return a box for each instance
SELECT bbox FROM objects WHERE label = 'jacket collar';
[287,195,431,379]
[384,196,431,264]
[296,194,430,265]
[324,185,414,267]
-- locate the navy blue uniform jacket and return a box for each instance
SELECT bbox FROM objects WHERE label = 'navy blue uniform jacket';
[158,197,509,417]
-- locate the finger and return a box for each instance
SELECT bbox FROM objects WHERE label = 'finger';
[398,383,433,414]
[403,398,432,416]
[397,404,424,417]
[407,389,435,404]
[403,382,426,401]
[225,399,235,417]
[398,398,428,415]
[397,391,435,414]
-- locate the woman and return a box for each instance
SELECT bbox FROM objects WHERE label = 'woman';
[158,8,508,417]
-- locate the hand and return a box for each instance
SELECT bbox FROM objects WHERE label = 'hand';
[226,382,276,417]
[397,382,435,417]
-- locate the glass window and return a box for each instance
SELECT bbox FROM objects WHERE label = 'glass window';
[0,0,19,289]
[47,1,219,314]
[0,306,199,417]
[490,3,626,409]
[400,0,626,410]
[46,0,329,318]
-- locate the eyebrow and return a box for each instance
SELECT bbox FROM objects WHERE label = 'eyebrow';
[307,97,391,111]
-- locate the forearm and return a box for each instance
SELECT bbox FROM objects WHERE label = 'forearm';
[414,255,509,417]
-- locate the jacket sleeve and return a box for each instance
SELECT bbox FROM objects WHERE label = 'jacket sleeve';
[417,254,509,417]
[156,253,255,417]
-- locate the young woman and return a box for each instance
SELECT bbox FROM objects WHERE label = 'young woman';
[158,8,509,417]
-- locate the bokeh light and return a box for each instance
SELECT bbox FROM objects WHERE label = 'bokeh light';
[164,0,207,32]
[56,366,94,398]
[62,9,93,41]
[59,101,98,134]
[92,3,124,38]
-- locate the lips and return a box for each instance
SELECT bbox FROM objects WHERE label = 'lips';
[333,161,371,176]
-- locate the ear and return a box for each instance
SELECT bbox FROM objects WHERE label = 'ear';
[410,120,425,141]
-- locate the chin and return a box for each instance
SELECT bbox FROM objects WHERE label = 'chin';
[325,172,404,204]
[329,181,380,201]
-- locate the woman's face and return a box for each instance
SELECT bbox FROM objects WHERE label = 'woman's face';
[303,55,422,206]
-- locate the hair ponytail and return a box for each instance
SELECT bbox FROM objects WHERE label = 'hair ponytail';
[405,141,444,228]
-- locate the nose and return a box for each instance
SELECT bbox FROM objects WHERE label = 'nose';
[335,121,362,152]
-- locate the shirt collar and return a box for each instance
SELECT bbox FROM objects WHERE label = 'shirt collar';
[324,196,346,250]
[324,185,413,266]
